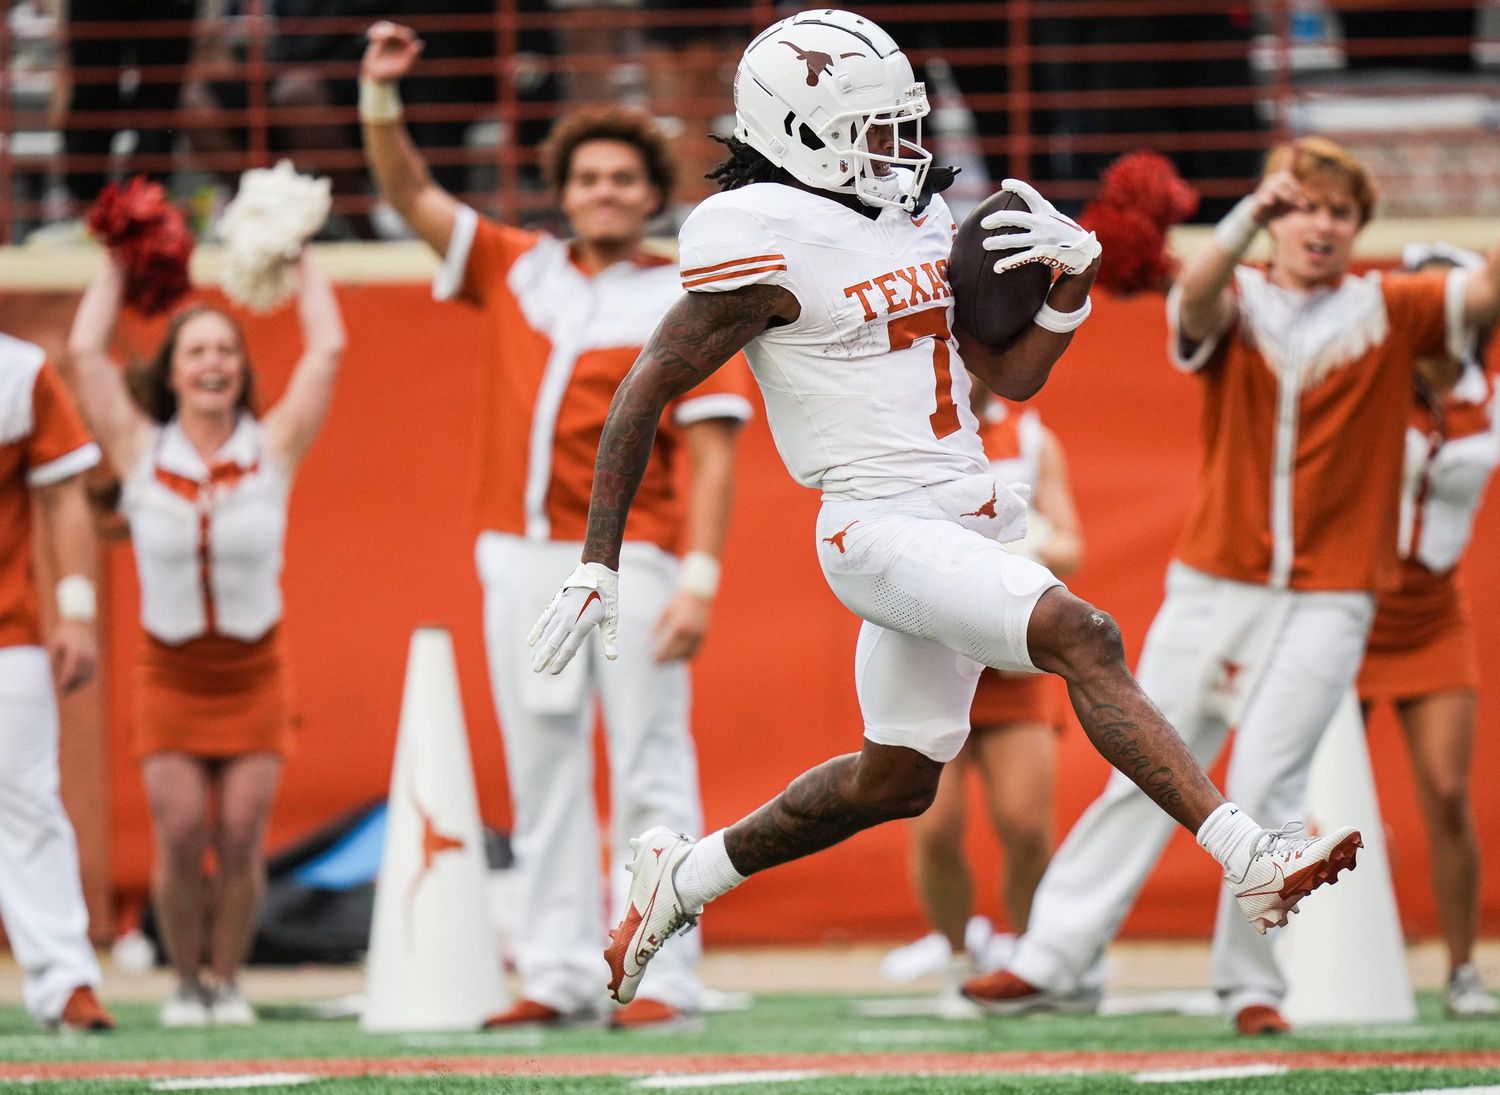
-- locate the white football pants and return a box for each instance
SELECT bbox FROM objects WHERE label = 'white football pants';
[477,533,703,1014]
[815,489,1063,763]
[0,646,102,1022]
[1009,564,1373,1014]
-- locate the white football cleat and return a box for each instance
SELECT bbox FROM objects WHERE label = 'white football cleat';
[207,982,256,1026]
[606,826,700,1004]
[159,983,210,1028]
[1446,964,1500,1018]
[1231,823,1362,934]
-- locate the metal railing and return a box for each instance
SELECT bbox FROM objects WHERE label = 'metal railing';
[0,0,1493,242]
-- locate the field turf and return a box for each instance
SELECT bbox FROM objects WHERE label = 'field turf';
[3,992,1500,1093]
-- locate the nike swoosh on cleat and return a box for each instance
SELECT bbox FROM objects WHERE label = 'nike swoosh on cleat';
[1235,860,1286,901]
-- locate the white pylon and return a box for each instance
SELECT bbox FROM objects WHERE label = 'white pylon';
[1279,690,1416,1025]
[362,628,508,1031]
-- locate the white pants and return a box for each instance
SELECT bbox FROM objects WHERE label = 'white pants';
[0,646,101,1023]
[477,533,703,1013]
[1009,564,1373,1013]
[815,484,1062,763]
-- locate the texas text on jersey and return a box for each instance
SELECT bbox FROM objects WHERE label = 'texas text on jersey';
[677,178,988,500]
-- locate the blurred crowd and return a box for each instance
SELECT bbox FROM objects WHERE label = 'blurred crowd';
[6,1,1492,241]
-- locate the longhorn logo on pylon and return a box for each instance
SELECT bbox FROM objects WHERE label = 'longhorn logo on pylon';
[404,787,466,950]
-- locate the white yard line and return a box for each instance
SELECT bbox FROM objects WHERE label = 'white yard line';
[1134,1063,1289,1083]
[634,1071,825,1089]
[151,1075,316,1091]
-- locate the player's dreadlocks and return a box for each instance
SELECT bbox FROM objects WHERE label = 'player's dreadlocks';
[705,132,960,213]
[705,134,787,190]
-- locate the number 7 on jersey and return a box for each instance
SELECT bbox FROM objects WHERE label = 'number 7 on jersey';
[888,309,961,439]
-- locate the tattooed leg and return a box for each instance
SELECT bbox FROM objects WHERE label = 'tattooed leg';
[723,742,943,876]
[1026,588,1225,832]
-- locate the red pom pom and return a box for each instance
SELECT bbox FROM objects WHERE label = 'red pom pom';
[86,178,194,316]
[1097,150,1199,230]
[1080,151,1200,295]
[1079,202,1173,295]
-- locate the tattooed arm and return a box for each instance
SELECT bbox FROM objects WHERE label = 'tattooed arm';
[583,283,798,569]
[530,282,796,674]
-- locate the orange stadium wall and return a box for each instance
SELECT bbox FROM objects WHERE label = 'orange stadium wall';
[9,279,1500,946]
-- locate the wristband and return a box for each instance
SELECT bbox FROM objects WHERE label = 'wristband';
[56,575,96,622]
[678,551,721,599]
[359,78,403,123]
[1213,195,1260,258]
[1033,295,1092,334]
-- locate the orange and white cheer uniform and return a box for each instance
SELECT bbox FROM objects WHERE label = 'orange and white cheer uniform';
[1009,263,1471,1016]
[438,205,753,1016]
[1359,365,1499,703]
[971,404,1065,731]
[677,179,1061,767]
[0,333,105,1022]
[120,415,294,760]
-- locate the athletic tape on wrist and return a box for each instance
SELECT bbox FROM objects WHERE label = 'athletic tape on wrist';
[1034,294,1092,333]
[1214,195,1260,257]
[358,79,403,123]
[678,551,721,599]
[56,575,96,622]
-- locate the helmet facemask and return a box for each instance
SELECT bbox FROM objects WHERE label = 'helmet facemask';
[833,87,933,211]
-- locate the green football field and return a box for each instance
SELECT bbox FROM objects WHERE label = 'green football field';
[5,993,1500,1094]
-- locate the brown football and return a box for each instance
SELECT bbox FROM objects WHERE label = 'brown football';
[949,189,1054,347]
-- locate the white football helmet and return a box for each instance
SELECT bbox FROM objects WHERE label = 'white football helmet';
[732,9,931,212]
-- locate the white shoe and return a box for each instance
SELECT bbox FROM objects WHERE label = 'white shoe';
[159,983,210,1028]
[606,826,699,1005]
[1447,964,1500,1018]
[935,954,983,1020]
[1231,823,1362,934]
[207,982,256,1026]
[879,932,951,982]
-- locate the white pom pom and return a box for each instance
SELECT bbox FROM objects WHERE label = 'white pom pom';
[218,160,331,312]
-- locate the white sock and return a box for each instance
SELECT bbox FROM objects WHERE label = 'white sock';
[1196,802,1264,881]
[672,829,748,910]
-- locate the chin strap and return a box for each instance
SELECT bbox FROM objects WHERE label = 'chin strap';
[912,165,961,215]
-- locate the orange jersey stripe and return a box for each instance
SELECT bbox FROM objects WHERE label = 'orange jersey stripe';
[679,253,786,277]
[682,264,789,289]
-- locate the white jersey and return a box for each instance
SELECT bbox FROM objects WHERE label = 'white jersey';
[121,415,289,643]
[1397,364,1500,573]
[677,181,987,500]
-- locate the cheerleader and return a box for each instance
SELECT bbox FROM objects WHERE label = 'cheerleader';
[64,249,344,1026]
[1357,244,1500,1018]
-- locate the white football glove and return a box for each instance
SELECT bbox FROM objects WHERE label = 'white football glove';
[528,562,619,674]
[981,179,1102,277]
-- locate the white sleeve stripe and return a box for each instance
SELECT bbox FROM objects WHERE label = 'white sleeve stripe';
[433,204,479,302]
[680,253,786,277]
[27,442,100,487]
[682,263,788,289]
[673,393,754,426]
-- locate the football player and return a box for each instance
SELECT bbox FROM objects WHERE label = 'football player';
[529,9,1361,1005]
